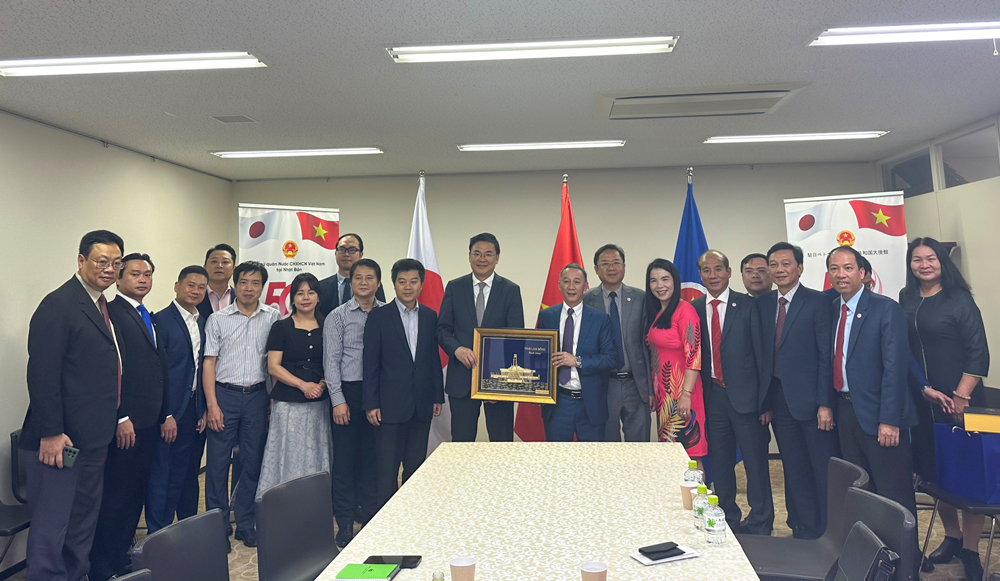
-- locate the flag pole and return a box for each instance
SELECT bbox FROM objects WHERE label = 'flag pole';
[687,167,694,185]
[563,173,568,183]
[419,169,425,178]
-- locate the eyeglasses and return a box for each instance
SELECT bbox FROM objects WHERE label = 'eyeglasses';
[336,247,361,255]
[597,261,623,269]
[88,258,123,271]
[470,252,497,260]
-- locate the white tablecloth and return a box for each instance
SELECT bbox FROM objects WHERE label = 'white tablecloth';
[318,442,758,580]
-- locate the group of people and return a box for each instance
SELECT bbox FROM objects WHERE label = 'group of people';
[19,227,989,580]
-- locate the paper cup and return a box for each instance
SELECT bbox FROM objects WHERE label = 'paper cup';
[450,556,476,581]
[581,561,608,581]
[680,481,699,509]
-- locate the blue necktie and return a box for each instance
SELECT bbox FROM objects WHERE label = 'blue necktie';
[609,291,624,370]
[559,308,575,385]
[137,304,156,346]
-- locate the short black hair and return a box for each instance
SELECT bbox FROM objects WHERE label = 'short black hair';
[79,230,124,258]
[350,258,382,282]
[233,260,268,285]
[469,233,500,255]
[740,253,768,270]
[337,233,364,252]
[391,258,425,283]
[826,245,866,273]
[204,243,236,264]
[697,249,729,270]
[766,242,804,266]
[119,253,155,278]
[858,255,872,275]
[593,244,625,266]
[560,263,588,283]
[177,265,209,282]
[288,273,321,315]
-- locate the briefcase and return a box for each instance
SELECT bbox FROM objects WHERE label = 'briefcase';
[834,521,899,581]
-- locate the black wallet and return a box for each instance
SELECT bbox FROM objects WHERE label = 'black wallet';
[639,541,684,561]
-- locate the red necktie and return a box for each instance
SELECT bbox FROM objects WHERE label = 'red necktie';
[834,303,848,392]
[710,299,724,384]
[98,295,122,405]
[773,297,788,378]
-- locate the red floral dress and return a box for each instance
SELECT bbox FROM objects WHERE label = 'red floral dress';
[646,300,707,456]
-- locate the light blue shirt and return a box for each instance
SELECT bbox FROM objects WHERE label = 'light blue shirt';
[395,300,419,360]
[836,288,864,393]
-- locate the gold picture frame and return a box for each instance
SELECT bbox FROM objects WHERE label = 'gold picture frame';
[471,328,559,404]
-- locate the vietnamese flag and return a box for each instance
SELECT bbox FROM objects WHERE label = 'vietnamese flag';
[513,175,586,442]
[849,200,906,237]
[296,212,340,249]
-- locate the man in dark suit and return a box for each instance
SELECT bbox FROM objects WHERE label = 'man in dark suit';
[758,242,837,540]
[537,264,621,442]
[740,253,773,299]
[827,246,918,520]
[90,253,168,580]
[692,250,773,536]
[364,259,444,508]
[146,266,209,534]
[318,233,386,317]
[21,230,124,581]
[437,233,524,442]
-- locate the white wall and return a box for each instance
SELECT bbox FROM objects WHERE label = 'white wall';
[0,112,233,571]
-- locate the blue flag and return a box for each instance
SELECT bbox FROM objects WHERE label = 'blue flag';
[673,181,709,302]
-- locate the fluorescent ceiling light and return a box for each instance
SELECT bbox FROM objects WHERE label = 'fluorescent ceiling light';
[810,21,1000,46]
[705,132,888,144]
[387,36,677,63]
[0,52,266,77]
[458,140,626,152]
[211,148,384,159]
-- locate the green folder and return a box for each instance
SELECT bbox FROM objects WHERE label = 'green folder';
[335,563,400,579]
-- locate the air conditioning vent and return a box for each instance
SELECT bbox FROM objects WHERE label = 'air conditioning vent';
[596,83,807,120]
[212,115,257,124]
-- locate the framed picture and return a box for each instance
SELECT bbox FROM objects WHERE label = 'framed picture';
[471,328,559,404]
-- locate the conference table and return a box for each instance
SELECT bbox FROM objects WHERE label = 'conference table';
[318,442,758,580]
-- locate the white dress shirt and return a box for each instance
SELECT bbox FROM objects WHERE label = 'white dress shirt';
[706,287,730,380]
[558,303,584,390]
[776,281,801,322]
[473,272,495,309]
[173,300,202,391]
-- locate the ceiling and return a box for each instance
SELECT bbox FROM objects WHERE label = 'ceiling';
[1,0,999,181]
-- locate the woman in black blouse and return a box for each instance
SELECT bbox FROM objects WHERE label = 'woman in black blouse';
[256,273,331,497]
[901,237,990,578]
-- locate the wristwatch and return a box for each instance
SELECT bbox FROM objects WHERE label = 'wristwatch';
[575,355,582,367]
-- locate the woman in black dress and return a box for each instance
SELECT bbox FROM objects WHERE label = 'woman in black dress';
[901,237,990,579]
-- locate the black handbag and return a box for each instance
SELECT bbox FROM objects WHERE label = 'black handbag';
[834,521,900,581]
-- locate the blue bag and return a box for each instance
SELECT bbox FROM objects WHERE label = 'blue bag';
[934,423,1000,504]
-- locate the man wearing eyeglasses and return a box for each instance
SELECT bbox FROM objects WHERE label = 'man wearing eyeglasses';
[20,230,124,581]
[318,233,386,317]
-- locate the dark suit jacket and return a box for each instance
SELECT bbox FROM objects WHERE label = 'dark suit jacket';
[318,274,386,318]
[833,289,918,435]
[758,284,834,421]
[153,303,207,423]
[693,290,764,415]
[196,286,234,321]
[108,296,168,429]
[363,300,445,424]
[537,304,622,426]
[437,273,525,398]
[21,277,120,451]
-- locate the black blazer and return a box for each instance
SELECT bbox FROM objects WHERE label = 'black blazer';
[108,296,168,429]
[153,303,207,422]
[436,273,525,398]
[317,274,386,318]
[21,277,120,451]
[362,300,445,424]
[692,290,765,415]
[758,285,834,421]
[196,286,234,321]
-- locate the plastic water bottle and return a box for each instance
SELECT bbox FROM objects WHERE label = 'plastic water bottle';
[704,495,727,546]
[432,573,445,581]
[683,459,704,485]
[692,484,711,530]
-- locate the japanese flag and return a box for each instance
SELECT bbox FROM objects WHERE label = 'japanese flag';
[786,203,834,243]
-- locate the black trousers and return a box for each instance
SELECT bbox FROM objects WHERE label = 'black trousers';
[449,394,513,442]
[374,417,431,508]
[26,445,107,581]
[177,428,205,520]
[769,377,839,540]
[332,381,378,536]
[89,425,158,580]
[706,381,774,534]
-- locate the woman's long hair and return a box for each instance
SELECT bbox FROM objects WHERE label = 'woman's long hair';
[644,258,682,331]
[288,272,323,319]
[904,237,971,298]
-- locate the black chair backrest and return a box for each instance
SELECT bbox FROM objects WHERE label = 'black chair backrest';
[131,509,229,581]
[823,457,870,546]
[256,471,338,581]
[114,569,153,581]
[843,487,918,581]
[9,430,29,505]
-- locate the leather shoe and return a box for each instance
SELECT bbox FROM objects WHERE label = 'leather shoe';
[234,528,258,548]
[928,535,962,564]
[958,548,984,581]
[226,524,234,537]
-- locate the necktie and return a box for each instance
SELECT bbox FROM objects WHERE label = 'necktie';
[711,299,724,384]
[559,308,575,385]
[137,304,156,346]
[773,297,788,379]
[476,281,487,326]
[834,303,848,392]
[342,278,352,304]
[98,295,122,406]
[608,291,624,371]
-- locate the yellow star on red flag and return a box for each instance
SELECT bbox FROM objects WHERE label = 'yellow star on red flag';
[313,223,328,240]
[871,208,891,227]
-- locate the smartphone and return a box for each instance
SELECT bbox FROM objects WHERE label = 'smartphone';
[364,556,422,569]
[62,445,80,468]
